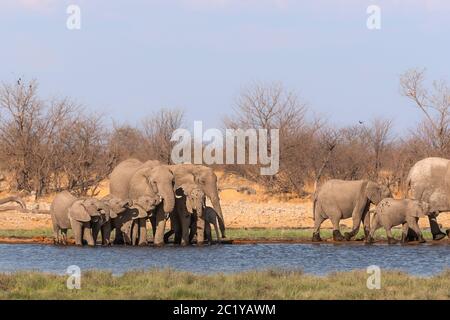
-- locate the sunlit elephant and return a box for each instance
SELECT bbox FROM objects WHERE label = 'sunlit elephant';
[368,198,429,244]
[112,195,161,245]
[406,157,450,240]
[190,206,221,244]
[91,195,131,246]
[165,182,205,246]
[109,158,175,246]
[169,164,226,242]
[50,191,104,246]
[312,179,391,241]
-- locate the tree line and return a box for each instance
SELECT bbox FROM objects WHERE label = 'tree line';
[0,68,448,198]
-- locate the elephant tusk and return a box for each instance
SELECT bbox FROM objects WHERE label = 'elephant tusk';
[175,194,182,199]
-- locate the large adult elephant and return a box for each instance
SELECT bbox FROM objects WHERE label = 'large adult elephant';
[165,182,205,245]
[169,164,226,240]
[109,158,175,246]
[405,157,450,240]
[312,179,391,241]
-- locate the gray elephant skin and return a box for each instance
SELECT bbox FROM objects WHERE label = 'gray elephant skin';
[92,195,131,246]
[109,159,174,246]
[170,164,226,240]
[50,191,104,246]
[166,182,205,245]
[368,198,429,244]
[312,179,391,241]
[406,157,450,240]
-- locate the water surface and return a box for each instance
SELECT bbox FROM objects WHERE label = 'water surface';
[0,243,448,276]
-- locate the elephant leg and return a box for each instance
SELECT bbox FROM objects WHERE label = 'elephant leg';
[213,220,220,243]
[72,222,83,246]
[180,214,191,246]
[84,226,95,246]
[428,214,446,240]
[61,229,68,245]
[204,222,212,244]
[362,211,371,240]
[312,214,325,242]
[189,216,197,244]
[366,214,380,244]
[196,216,205,246]
[164,229,175,243]
[92,223,100,246]
[407,217,426,243]
[401,223,409,243]
[149,214,157,237]
[385,227,398,244]
[345,201,369,240]
[101,223,111,246]
[330,215,344,241]
[153,206,167,247]
[131,220,139,245]
[138,218,148,246]
[52,224,60,245]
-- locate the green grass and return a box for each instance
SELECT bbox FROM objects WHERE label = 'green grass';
[0,227,436,241]
[0,269,448,299]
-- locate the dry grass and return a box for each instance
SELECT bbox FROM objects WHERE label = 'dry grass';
[0,269,449,299]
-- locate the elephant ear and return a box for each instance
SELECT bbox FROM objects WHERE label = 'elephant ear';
[366,182,382,205]
[69,201,91,222]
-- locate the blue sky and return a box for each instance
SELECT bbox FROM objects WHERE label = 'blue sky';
[1,0,450,134]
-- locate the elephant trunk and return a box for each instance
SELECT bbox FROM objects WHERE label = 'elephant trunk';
[0,196,27,211]
[160,185,175,214]
[209,194,225,238]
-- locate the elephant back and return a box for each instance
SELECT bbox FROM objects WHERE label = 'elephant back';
[109,158,144,199]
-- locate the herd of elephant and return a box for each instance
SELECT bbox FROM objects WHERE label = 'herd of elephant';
[313,157,450,244]
[50,159,226,246]
[48,156,450,247]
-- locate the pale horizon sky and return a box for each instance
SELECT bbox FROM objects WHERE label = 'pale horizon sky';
[1,0,450,135]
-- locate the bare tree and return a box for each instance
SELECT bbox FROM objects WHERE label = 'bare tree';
[364,118,393,179]
[400,68,450,155]
[141,108,185,164]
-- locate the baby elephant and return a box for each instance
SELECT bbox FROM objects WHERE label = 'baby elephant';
[368,198,429,244]
[191,206,221,244]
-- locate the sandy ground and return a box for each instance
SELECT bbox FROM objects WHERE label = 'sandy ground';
[0,172,449,231]
[1,193,449,231]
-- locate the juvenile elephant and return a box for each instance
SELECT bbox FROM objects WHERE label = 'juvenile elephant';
[165,183,205,246]
[109,159,174,246]
[192,206,220,244]
[51,191,104,246]
[312,179,391,242]
[406,157,450,240]
[113,195,161,245]
[368,198,429,244]
[92,195,131,246]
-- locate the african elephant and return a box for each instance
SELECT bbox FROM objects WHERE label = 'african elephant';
[113,195,162,245]
[91,195,131,246]
[169,164,226,242]
[406,157,450,240]
[368,198,429,244]
[109,158,175,246]
[312,179,391,242]
[194,206,220,244]
[50,191,104,246]
[165,182,205,246]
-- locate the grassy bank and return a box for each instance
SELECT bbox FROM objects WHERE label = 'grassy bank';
[0,228,436,241]
[0,269,449,299]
